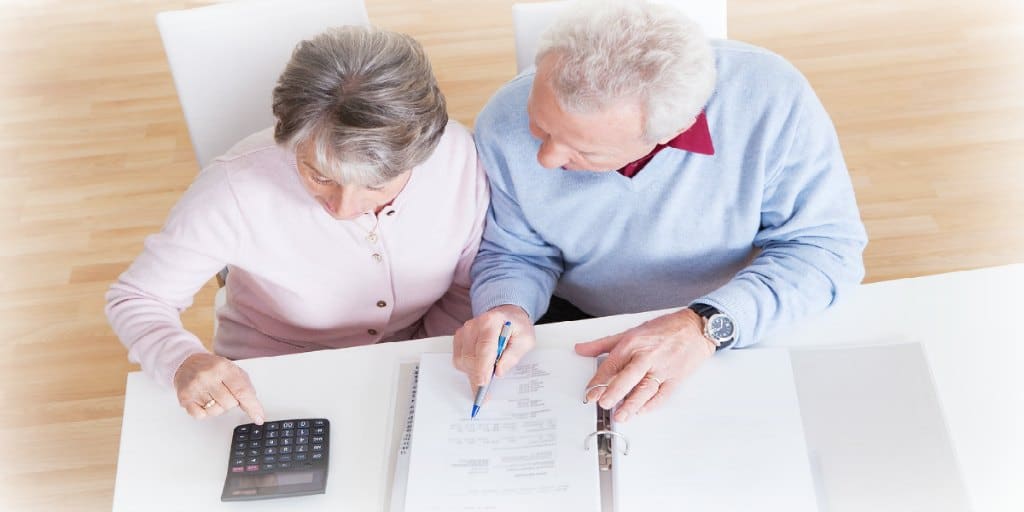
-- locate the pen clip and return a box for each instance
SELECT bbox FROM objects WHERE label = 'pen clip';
[494,321,513,362]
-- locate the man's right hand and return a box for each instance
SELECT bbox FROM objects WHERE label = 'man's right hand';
[173,353,265,424]
[453,305,536,388]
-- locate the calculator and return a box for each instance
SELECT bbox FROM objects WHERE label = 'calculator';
[221,418,330,501]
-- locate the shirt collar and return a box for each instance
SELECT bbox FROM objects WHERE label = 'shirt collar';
[614,110,714,177]
[664,110,714,155]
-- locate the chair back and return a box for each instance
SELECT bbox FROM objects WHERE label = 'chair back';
[156,0,370,168]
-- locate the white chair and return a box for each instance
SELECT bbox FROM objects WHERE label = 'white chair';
[156,0,370,169]
[155,0,370,335]
[512,0,727,73]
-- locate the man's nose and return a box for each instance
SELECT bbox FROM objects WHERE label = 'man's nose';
[536,139,572,169]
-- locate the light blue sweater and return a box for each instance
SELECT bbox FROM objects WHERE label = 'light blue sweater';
[470,40,868,348]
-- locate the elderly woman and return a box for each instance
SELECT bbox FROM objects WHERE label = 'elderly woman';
[106,26,487,424]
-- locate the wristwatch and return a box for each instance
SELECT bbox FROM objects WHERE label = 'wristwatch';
[690,303,736,350]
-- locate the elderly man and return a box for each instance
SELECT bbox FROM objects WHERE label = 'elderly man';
[454,0,867,422]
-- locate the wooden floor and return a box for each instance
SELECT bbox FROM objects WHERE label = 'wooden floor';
[0,0,1022,509]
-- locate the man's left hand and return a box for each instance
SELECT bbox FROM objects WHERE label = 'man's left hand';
[574,308,716,422]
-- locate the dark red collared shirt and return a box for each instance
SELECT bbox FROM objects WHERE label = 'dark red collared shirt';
[617,110,715,177]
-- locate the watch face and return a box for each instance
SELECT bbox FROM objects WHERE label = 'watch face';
[707,314,735,341]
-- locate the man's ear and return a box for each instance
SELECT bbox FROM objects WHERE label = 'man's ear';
[655,113,701,145]
[655,129,685,146]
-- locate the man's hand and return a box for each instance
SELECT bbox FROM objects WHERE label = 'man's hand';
[575,308,715,422]
[453,305,535,388]
[173,353,265,424]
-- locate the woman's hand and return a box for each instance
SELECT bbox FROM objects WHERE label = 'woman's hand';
[173,353,265,424]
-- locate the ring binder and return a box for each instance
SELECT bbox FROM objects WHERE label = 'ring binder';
[392,348,835,511]
[582,384,629,471]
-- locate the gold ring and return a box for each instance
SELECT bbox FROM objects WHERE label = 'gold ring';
[202,399,217,410]
[645,375,664,386]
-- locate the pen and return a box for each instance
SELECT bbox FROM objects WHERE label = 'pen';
[470,321,513,419]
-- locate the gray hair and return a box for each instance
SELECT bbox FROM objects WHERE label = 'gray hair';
[273,26,448,186]
[536,0,715,143]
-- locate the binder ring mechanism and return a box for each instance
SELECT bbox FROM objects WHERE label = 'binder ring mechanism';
[584,429,630,457]
[583,383,629,470]
[583,384,608,404]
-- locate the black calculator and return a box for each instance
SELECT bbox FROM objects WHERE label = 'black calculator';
[221,418,330,501]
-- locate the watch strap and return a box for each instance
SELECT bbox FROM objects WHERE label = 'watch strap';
[690,302,719,319]
[690,303,735,351]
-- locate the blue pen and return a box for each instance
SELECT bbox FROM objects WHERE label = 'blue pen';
[470,321,513,419]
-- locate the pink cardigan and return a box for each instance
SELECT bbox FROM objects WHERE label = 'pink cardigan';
[106,121,488,387]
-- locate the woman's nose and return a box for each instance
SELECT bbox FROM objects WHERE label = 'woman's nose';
[324,186,368,219]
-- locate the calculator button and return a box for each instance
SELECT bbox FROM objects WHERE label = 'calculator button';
[228,418,329,495]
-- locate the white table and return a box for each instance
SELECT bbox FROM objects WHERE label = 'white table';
[113,264,1024,511]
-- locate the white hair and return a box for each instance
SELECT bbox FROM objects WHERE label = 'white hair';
[535,0,716,143]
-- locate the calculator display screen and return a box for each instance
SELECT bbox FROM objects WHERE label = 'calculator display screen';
[273,472,315,486]
[232,471,316,489]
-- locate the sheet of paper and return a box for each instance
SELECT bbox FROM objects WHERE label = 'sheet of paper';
[403,350,602,512]
[612,349,818,512]
[790,343,970,512]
